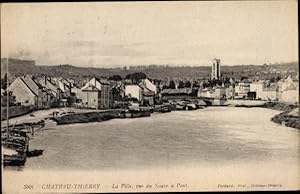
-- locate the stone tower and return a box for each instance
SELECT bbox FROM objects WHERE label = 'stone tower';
[211,58,221,80]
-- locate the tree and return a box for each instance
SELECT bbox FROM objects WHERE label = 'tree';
[111,87,122,101]
[1,73,8,90]
[125,72,147,83]
[184,80,191,88]
[270,77,276,83]
[1,91,16,106]
[210,78,217,87]
[169,80,176,89]
[192,81,200,88]
[275,75,282,82]
[202,82,209,88]
[161,84,168,90]
[108,75,122,81]
[131,72,146,81]
[224,77,230,84]
[67,95,77,107]
[125,74,132,81]
[178,80,185,89]
[241,76,248,81]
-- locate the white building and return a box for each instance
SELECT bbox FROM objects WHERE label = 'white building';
[250,81,278,101]
[278,75,299,104]
[8,77,37,107]
[225,85,235,99]
[81,78,102,90]
[261,87,277,101]
[125,85,143,101]
[235,80,250,98]
[142,78,157,94]
[198,88,213,98]
[76,78,112,109]
[281,89,299,104]
[198,87,226,99]
[250,81,264,99]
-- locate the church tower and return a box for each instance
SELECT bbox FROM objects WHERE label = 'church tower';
[211,58,221,80]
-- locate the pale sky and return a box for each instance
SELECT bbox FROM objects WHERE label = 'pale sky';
[1,1,298,67]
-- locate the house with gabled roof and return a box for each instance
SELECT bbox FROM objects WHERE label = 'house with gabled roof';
[38,76,63,100]
[52,77,73,98]
[125,84,143,102]
[8,77,37,107]
[138,79,157,105]
[8,75,57,109]
[76,78,112,109]
[22,75,55,109]
[141,78,157,94]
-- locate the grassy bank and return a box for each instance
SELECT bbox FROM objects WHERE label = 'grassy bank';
[271,112,300,129]
[228,101,299,130]
[262,102,299,129]
[262,101,298,112]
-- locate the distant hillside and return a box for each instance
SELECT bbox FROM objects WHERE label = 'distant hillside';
[1,58,298,81]
[1,58,36,78]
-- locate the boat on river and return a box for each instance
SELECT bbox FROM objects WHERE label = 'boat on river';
[2,130,30,166]
[154,104,173,113]
[119,109,151,118]
[1,120,45,131]
[1,119,45,166]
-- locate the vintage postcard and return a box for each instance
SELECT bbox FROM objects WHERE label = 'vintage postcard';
[1,1,299,193]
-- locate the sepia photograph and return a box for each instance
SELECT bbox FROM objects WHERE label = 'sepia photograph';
[1,1,299,193]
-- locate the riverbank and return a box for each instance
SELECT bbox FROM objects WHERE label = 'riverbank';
[262,102,299,129]
[1,107,106,126]
[219,100,300,129]
[225,99,267,107]
[2,100,299,129]
[260,102,299,129]
[271,111,300,129]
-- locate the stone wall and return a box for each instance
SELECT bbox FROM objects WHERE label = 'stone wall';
[1,105,34,120]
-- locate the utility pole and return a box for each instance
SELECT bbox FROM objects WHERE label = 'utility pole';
[6,57,9,139]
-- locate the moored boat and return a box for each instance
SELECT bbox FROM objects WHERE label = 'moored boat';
[154,104,172,113]
[119,109,151,118]
[186,103,197,110]
[2,127,30,167]
[3,147,27,166]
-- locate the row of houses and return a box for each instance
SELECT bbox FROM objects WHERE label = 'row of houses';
[8,75,57,109]
[6,75,80,109]
[235,75,299,104]
[73,77,157,108]
[5,75,159,110]
[198,75,299,104]
[5,74,299,110]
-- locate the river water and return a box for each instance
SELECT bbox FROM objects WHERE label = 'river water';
[3,107,300,191]
[23,107,299,170]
